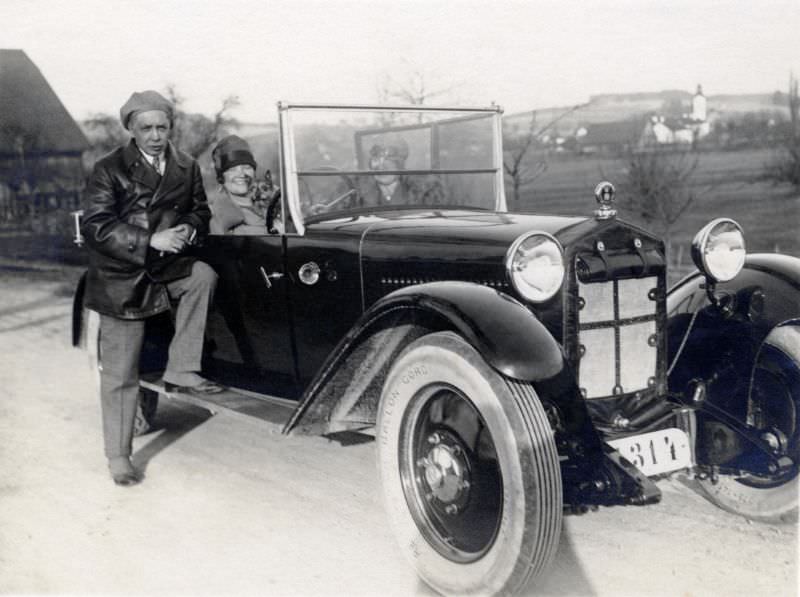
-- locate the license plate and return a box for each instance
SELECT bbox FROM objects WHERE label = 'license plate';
[608,428,693,477]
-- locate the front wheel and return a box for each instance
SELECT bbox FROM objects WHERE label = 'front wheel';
[699,323,800,523]
[377,332,562,596]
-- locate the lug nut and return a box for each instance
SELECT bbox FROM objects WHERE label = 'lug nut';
[444,504,459,515]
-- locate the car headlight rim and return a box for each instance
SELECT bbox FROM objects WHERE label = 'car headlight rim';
[505,232,565,303]
[691,217,746,283]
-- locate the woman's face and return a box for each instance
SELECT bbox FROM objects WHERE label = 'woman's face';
[222,164,255,197]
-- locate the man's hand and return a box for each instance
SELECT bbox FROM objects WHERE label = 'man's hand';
[150,225,193,254]
[175,223,196,244]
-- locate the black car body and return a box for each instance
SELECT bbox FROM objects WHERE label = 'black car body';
[74,103,800,596]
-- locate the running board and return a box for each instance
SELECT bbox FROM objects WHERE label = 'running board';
[140,373,295,429]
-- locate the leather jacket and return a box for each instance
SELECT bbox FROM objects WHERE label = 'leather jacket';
[81,140,210,319]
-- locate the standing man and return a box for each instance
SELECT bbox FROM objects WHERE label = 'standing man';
[82,90,223,486]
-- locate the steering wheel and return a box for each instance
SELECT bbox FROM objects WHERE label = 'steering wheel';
[308,188,357,215]
[305,165,360,217]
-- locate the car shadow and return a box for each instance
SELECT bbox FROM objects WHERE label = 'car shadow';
[131,399,213,473]
[324,430,375,446]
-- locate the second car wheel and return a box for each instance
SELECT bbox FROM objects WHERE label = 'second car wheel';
[698,322,800,523]
[377,331,562,596]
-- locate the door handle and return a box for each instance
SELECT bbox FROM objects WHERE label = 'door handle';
[259,266,284,289]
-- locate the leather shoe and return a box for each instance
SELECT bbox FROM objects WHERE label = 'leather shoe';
[164,379,225,396]
[112,471,142,487]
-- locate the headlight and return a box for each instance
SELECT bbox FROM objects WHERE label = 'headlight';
[691,218,746,282]
[506,232,565,303]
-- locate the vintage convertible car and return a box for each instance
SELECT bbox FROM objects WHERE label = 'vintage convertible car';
[74,103,800,596]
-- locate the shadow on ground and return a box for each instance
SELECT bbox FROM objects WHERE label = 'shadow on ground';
[132,400,213,473]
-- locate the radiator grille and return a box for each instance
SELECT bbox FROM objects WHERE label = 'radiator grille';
[577,276,658,399]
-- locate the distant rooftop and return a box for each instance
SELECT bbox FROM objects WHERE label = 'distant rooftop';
[0,49,88,157]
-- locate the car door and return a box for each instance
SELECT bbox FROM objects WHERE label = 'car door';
[197,234,298,397]
[283,223,365,383]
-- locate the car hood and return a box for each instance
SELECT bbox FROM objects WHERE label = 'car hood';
[338,210,584,304]
[336,209,664,306]
[350,209,589,256]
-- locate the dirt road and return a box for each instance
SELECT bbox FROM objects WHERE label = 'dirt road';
[0,269,796,596]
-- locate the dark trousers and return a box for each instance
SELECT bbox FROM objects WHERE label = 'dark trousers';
[99,261,217,459]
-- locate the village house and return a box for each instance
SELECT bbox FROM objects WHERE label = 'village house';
[575,85,713,154]
[0,49,88,233]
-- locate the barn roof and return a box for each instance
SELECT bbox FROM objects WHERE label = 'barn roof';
[0,49,88,157]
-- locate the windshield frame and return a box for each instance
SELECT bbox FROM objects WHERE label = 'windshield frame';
[278,102,507,235]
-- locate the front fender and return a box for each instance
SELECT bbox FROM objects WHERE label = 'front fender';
[379,282,564,380]
[285,281,565,435]
[666,253,800,408]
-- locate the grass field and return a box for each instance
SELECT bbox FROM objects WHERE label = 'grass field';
[510,147,799,278]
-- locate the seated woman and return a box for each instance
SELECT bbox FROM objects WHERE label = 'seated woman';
[210,135,273,235]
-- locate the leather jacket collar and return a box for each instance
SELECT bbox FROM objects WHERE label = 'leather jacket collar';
[122,140,191,193]
[122,139,191,172]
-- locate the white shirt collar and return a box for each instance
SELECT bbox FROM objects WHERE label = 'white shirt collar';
[137,146,166,175]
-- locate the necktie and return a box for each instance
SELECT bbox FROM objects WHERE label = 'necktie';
[152,155,161,176]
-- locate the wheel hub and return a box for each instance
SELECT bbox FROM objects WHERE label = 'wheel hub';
[417,430,471,511]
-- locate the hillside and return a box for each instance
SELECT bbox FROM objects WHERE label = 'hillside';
[505,89,790,135]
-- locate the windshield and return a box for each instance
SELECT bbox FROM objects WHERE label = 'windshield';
[280,105,505,231]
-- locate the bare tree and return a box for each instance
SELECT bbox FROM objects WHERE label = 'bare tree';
[82,114,128,172]
[376,63,466,124]
[618,149,700,262]
[765,72,800,189]
[503,104,583,205]
[165,84,240,158]
[503,112,547,205]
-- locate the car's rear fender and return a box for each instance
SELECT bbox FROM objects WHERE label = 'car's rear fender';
[285,281,569,436]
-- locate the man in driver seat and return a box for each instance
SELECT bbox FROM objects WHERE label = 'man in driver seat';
[363,136,412,205]
[355,135,445,207]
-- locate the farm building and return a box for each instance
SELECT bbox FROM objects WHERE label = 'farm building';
[0,49,88,232]
[574,118,648,154]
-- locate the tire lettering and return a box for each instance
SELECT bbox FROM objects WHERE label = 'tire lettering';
[401,364,429,385]
[379,389,401,446]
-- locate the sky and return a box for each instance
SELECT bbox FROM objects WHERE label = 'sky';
[2,0,798,123]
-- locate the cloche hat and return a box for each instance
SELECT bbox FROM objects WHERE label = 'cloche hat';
[212,135,257,182]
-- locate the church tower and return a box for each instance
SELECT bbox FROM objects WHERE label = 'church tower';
[692,84,707,122]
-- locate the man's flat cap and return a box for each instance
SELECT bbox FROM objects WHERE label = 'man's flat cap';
[120,90,175,129]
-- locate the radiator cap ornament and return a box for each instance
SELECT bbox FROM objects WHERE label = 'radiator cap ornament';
[594,181,617,219]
